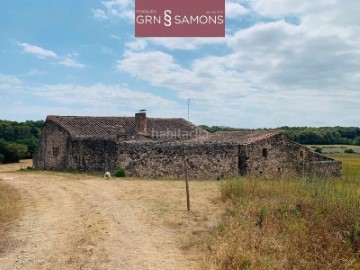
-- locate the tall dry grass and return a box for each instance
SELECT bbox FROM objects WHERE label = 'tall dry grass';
[198,158,360,269]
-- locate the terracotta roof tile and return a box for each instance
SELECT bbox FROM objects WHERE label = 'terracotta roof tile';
[202,131,283,144]
[47,116,281,144]
[47,115,208,141]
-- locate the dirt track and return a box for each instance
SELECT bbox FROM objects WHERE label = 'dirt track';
[0,161,222,270]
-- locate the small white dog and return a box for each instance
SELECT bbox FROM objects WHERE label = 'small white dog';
[104,171,112,179]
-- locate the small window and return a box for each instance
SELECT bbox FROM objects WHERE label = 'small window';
[262,148,268,159]
[300,151,304,157]
[53,147,59,157]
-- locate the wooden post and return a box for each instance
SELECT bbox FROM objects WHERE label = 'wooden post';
[184,159,190,211]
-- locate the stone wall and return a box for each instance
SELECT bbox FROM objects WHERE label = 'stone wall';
[67,138,118,172]
[57,140,239,179]
[239,134,302,176]
[240,134,341,177]
[304,152,342,177]
[34,122,341,178]
[118,142,239,179]
[33,121,70,170]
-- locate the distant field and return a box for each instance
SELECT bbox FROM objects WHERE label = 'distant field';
[308,144,360,154]
[326,153,360,178]
[307,145,360,178]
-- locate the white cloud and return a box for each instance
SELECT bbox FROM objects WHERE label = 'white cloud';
[250,0,337,17]
[0,78,184,120]
[24,69,42,76]
[0,73,24,94]
[116,3,360,127]
[35,83,170,106]
[117,50,199,89]
[31,83,183,118]
[93,0,134,21]
[147,37,226,51]
[125,39,148,51]
[226,2,248,19]
[18,42,58,58]
[101,46,113,55]
[0,73,21,84]
[58,57,85,69]
[110,34,121,40]
[16,42,86,69]
[92,8,108,19]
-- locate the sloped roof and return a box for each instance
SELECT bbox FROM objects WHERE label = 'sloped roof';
[46,115,208,140]
[203,131,283,145]
[46,115,282,144]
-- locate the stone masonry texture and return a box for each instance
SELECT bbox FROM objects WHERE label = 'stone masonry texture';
[33,115,341,179]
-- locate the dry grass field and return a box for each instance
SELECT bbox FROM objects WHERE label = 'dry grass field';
[0,160,223,270]
[1,153,360,269]
[198,153,360,269]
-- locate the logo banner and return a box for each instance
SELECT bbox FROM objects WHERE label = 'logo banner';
[135,0,225,37]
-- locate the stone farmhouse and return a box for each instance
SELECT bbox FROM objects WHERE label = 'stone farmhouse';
[33,112,341,178]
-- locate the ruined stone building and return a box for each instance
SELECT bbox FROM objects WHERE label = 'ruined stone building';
[33,112,341,178]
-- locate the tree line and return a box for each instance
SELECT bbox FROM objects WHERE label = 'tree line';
[199,125,360,145]
[0,120,44,163]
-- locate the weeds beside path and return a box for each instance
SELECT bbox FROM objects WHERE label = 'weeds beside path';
[199,153,360,270]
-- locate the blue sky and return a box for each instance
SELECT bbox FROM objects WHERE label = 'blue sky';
[0,0,359,128]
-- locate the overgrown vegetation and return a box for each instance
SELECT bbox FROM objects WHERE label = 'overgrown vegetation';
[0,120,44,164]
[199,125,360,145]
[114,168,126,177]
[198,154,360,269]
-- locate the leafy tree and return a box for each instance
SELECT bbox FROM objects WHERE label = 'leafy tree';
[0,139,28,163]
[0,120,44,162]
[16,137,38,158]
[355,137,360,146]
[0,120,44,163]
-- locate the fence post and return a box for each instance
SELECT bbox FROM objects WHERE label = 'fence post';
[184,159,190,211]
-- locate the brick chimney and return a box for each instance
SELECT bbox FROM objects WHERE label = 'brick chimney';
[135,110,147,134]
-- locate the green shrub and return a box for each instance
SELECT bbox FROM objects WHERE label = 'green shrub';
[345,148,355,154]
[114,168,126,177]
[314,147,323,153]
[0,140,28,163]
[256,207,267,229]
